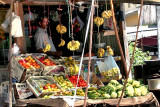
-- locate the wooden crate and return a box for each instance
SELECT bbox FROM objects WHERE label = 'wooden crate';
[12,54,43,82]
[26,76,61,98]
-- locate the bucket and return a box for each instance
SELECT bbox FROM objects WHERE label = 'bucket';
[147,78,160,90]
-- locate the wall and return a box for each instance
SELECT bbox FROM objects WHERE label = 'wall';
[126,14,138,27]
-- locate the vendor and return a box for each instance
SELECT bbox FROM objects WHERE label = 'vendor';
[34,14,62,57]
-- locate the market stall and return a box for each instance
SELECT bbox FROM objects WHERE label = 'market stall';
[0,0,160,107]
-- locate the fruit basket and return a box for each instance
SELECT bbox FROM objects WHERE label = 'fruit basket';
[34,54,65,75]
[12,54,43,82]
[53,75,75,90]
[26,76,61,98]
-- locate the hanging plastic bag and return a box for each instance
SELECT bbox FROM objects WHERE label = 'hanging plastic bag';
[96,55,121,79]
[12,43,20,55]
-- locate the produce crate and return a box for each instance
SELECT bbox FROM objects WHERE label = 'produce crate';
[90,72,104,87]
[66,75,89,88]
[12,54,43,82]
[13,83,33,99]
[53,75,75,90]
[26,76,61,98]
[34,54,65,75]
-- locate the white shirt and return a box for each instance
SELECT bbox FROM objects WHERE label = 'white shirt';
[34,27,57,52]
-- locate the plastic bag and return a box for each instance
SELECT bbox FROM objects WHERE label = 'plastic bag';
[12,43,20,55]
[96,55,121,79]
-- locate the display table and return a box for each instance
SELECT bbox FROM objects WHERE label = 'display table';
[11,92,159,107]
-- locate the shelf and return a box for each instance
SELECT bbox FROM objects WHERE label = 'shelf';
[103,30,116,36]
[93,30,116,36]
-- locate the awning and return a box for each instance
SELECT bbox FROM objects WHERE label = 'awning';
[1,0,160,5]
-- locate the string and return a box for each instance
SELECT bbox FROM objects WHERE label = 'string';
[58,4,62,39]
[66,0,71,38]
[48,6,51,38]
[69,0,74,39]
[27,0,32,38]
[43,0,45,17]
[71,1,94,106]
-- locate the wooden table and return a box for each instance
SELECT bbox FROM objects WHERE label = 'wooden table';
[6,92,158,107]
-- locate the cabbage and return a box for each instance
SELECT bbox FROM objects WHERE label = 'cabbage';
[134,88,141,96]
[139,85,148,96]
[125,85,134,97]
[132,80,140,88]
[117,90,125,98]
[110,91,117,98]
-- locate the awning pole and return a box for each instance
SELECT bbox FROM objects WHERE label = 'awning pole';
[9,0,14,107]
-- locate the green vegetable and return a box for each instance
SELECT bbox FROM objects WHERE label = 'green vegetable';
[109,80,119,86]
[139,85,148,96]
[132,80,140,88]
[125,85,134,97]
[123,78,133,84]
[116,84,123,91]
[117,90,125,98]
[110,91,117,98]
[134,88,141,96]
[102,93,110,99]
[100,85,114,94]
[107,83,117,91]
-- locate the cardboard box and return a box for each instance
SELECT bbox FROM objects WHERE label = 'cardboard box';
[1,81,16,104]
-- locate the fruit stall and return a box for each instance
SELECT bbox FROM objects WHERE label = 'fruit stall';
[1,0,160,107]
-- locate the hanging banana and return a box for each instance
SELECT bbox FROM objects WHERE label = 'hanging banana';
[102,10,112,18]
[94,17,104,26]
[58,39,65,47]
[43,43,51,52]
[67,40,80,51]
[97,48,105,58]
[106,46,114,56]
[56,24,67,34]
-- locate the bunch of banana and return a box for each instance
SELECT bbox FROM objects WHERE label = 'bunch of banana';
[94,17,104,26]
[106,46,114,56]
[69,64,79,75]
[43,43,51,52]
[58,39,65,47]
[56,24,67,34]
[97,48,105,58]
[67,40,80,51]
[102,10,112,18]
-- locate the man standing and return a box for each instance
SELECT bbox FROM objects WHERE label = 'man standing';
[34,15,62,56]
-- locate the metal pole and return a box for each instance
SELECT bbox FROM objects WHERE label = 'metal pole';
[157,6,160,59]
[9,0,14,107]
